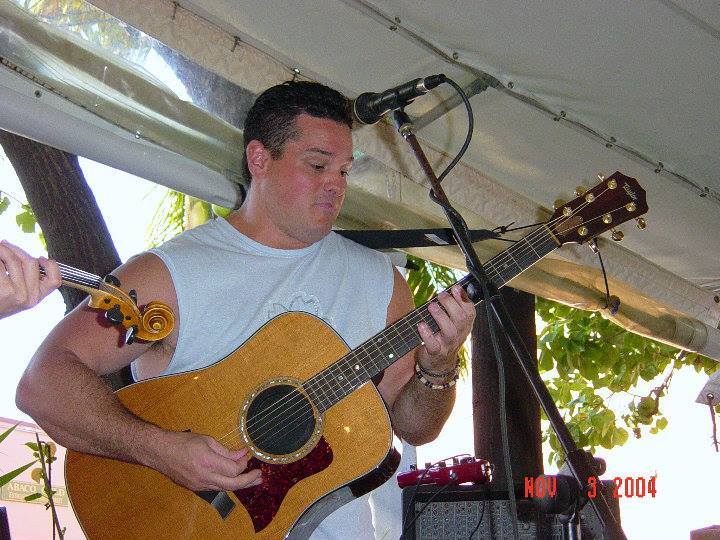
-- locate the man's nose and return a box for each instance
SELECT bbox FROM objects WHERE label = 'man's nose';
[324,171,347,194]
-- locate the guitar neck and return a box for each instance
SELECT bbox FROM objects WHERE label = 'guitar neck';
[305,224,560,411]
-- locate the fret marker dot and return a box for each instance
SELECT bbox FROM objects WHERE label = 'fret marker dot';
[354,365,360,370]
[388,353,394,359]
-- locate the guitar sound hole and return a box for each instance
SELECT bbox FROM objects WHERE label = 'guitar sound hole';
[246,384,315,456]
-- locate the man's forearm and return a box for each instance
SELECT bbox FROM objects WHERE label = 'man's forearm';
[16,349,164,468]
[390,374,456,446]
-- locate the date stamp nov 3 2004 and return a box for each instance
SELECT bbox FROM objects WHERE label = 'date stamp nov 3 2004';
[524,475,657,499]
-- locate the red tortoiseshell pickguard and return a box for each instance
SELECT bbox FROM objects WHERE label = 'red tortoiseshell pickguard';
[233,437,333,532]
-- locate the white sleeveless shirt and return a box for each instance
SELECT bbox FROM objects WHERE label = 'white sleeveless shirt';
[135,217,394,539]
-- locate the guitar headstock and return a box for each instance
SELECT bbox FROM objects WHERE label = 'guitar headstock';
[549,171,648,245]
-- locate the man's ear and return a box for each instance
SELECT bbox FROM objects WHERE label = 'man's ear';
[246,140,270,180]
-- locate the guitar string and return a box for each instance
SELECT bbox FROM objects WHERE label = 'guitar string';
[223,192,624,445]
[237,200,571,436]
[218,305,435,445]
[225,310,436,448]
[223,223,600,448]
[228,253,595,445]
[219,190,629,445]
[216,190,629,445]
[225,188,609,436]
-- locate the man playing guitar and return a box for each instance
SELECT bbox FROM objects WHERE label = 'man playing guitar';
[16,81,475,538]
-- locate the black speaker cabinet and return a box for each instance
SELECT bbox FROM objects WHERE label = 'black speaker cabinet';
[401,482,621,540]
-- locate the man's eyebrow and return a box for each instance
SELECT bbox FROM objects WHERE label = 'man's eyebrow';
[304,147,354,161]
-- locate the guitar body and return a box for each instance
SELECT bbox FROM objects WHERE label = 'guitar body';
[65,312,398,539]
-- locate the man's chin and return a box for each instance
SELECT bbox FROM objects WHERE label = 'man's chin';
[296,223,332,246]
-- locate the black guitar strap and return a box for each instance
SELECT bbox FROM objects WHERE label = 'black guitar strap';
[335,227,498,250]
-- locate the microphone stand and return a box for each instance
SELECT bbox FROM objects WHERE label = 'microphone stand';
[391,109,626,540]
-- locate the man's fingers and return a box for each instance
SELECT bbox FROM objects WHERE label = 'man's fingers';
[208,467,262,491]
[418,322,442,354]
[427,299,455,340]
[0,241,59,307]
[221,468,262,491]
[204,438,253,478]
[1,241,23,284]
[451,285,477,317]
[38,257,61,297]
[207,437,248,461]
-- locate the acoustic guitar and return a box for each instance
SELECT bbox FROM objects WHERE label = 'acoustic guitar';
[65,172,647,539]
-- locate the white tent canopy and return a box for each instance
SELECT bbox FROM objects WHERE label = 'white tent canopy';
[1,0,718,359]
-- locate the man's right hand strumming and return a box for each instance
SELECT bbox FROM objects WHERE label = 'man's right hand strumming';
[149,430,262,491]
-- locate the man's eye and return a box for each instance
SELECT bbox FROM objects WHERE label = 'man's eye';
[311,163,326,171]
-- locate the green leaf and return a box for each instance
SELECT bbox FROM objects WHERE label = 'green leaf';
[539,349,554,371]
[211,203,233,218]
[15,205,37,233]
[25,442,39,451]
[0,424,18,445]
[0,195,10,215]
[613,428,629,446]
[637,397,656,417]
[0,460,37,488]
[24,493,42,502]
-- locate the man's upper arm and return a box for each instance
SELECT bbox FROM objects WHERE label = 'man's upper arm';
[34,252,178,375]
[376,267,417,408]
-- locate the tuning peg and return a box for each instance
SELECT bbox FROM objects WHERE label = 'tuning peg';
[125,325,138,345]
[636,217,647,229]
[575,186,587,196]
[104,274,121,287]
[611,229,624,242]
[105,305,124,325]
[553,199,567,210]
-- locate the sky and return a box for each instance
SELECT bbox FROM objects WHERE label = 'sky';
[1,152,719,539]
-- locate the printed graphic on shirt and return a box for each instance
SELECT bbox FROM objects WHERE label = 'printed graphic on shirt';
[265,291,334,327]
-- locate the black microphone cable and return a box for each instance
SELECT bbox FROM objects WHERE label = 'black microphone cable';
[401,482,452,539]
[468,499,486,539]
[439,77,521,540]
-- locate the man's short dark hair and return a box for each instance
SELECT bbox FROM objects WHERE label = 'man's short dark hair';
[241,80,353,185]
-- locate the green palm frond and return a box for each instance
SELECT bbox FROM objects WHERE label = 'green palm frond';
[145,190,186,248]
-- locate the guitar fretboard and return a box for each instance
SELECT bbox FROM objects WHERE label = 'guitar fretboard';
[304,225,559,412]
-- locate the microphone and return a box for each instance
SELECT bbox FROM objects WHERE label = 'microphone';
[353,74,447,124]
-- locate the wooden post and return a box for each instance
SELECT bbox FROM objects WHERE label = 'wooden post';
[471,287,543,486]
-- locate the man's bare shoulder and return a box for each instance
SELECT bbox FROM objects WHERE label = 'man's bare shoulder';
[36,251,179,376]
